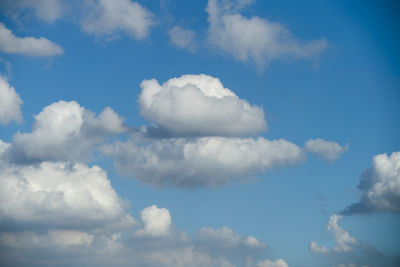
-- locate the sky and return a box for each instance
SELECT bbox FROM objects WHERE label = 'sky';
[0,0,399,267]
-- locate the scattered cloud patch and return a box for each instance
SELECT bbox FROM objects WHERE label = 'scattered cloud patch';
[3,100,126,164]
[304,138,348,161]
[0,23,64,57]
[206,0,328,67]
[101,136,304,188]
[0,0,65,22]
[197,226,265,249]
[256,259,289,267]
[309,214,358,254]
[169,26,197,52]
[342,151,400,214]
[144,246,237,267]
[331,263,369,267]
[81,0,154,40]
[0,76,23,125]
[139,74,266,137]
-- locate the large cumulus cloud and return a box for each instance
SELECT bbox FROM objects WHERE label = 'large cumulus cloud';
[342,151,400,214]
[3,100,126,164]
[139,74,266,137]
[101,136,304,188]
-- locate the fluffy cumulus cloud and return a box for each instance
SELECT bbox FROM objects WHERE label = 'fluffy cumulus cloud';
[309,214,358,254]
[0,178,271,267]
[3,100,126,164]
[206,0,328,67]
[139,74,266,137]
[169,26,197,52]
[0,139,137,266]
[304,138,348,161]
[81,0,154,40]
[135,205,172,237]
[0,76,23,125]
[0,157,135,230]
[256,259,289,267]
[101,136,304,188]
[342,151,400,214]
[0,23,64,57]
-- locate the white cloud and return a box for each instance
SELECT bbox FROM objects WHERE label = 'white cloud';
[1,230,94,248]
[0,23,64,57]
[343,151,400,214]
[0,159,135,229]
[304,138,348,161]
[139,74,266,137]
[81,0,154,40]
[309,241,328,254]
[135,205,172,237]
[0,76,23,125]
[206,0,327,67]
[197,226,265,248]
[0,0,65,22]
[101,136,304,188]
[169,26,197,52]
[3,100,126,163]
[243,235,266,248]
[309,214,358,254]
[145,246,237,267]
[256,259,289,267]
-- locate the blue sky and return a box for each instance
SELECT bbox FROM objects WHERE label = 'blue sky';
[0,1,399,267]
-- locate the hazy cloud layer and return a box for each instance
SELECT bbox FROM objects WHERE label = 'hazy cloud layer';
[139,74,266,137]
[0,23,64,57]
[81,0,154,40]
[0,77,23,125]
[197,226,265,249]
[206,0,327,67]
[3,100,126,164]
[0,0,65,22]
[256,259,289,267]
[331,263,369,267]
[309,214,358,254]
[169,26,197,52]
[101,135,304,188]
[342,151,400,214]
[304,138,348,161]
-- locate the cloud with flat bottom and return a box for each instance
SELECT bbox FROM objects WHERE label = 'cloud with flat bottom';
[0,23,64,57]
[101,136,304,188]
[3,100,126,164]
[139,74,266,137]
